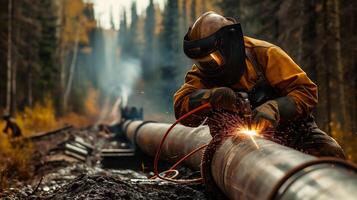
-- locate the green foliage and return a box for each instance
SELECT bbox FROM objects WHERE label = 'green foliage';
[38,0,59,94]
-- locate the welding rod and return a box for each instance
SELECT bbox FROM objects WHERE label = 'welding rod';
[122,120,357,200]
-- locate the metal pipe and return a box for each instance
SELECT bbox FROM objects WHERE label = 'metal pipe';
[124,120,211,170]
[211,135,357,200]
[123,120,357,200]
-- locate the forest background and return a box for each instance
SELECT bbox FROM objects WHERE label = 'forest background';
[0,0,356,173]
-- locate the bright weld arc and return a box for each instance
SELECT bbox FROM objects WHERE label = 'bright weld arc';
[238,128,260,149]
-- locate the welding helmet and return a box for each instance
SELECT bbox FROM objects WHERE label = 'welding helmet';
[183,20,246,86]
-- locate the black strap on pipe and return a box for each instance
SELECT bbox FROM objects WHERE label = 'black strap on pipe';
[122,120,133,134]
[132,121,157,147]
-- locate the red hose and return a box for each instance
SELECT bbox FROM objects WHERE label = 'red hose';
[152,103,211,183]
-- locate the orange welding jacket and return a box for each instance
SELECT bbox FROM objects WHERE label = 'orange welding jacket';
[174,36,318,127]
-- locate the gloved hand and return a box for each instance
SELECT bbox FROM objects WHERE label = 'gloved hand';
[252,100,280,128]
[252,97,296,128]
[209,87,237,111]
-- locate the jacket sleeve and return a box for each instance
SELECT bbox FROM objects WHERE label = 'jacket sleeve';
[173,65,211,127]
[260,46,318,118]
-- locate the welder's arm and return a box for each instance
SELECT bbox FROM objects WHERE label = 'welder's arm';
[258,46,318,123]
[174,65,215,127]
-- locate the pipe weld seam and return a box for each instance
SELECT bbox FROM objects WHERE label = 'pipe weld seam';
[201,133,232,200]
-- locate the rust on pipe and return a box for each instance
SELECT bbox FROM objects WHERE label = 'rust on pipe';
[122,120,357,200]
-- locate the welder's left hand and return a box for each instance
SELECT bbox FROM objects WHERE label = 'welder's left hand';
[252,97,297,129]
[252,100,280,128]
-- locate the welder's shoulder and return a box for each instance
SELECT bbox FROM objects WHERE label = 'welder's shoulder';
[185,64,205,80]
[244,36,285,64]
[244,36,277,50]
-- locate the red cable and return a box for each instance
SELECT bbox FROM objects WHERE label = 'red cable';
[152,103,211,183]
[151,144,208,180]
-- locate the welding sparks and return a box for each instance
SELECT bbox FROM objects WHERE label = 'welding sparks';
[237,128,260,149]
[240,129,258,136]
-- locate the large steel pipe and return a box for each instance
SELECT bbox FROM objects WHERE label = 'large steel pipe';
[123,120,211,169]
[211,135,357,200]
[122,120,357,200]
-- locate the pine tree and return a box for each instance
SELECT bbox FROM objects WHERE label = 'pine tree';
[142,0,156,79]
[127,1,139,58]
[38,0,59,99]
[118,9,128,48]
[190,0,197,23]
[0,0,8,108]
[109,7,115,30]
[160,0,180,111]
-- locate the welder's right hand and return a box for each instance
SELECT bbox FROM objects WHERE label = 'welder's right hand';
[209,87,237,111]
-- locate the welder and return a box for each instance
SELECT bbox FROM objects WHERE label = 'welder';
[174,11,345,158]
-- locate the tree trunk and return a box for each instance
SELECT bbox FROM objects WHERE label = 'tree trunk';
[57,0,66,115]
[28,68,32,107]
[326,0,347,135]
[11,45,16,114]
[6,0,12,114]
[63,27,80,111]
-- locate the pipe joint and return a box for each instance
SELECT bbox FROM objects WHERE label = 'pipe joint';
[201,133,234,199]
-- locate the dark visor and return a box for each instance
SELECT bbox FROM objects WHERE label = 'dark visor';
[183,23,242,59]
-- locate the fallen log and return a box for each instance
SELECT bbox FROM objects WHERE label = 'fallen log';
[28,125,73,141]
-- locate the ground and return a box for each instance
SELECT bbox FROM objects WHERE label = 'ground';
[1,125,207,200]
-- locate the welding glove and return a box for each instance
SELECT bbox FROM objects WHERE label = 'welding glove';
[253,96,296,128]
[209,87,237,111]
[189,87,237,111]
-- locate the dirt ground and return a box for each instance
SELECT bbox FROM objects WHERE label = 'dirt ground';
[1,125,207,200]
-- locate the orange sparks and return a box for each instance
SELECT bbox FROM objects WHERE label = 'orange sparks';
[237,126,260,149]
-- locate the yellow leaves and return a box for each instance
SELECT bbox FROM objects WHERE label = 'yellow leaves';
[0,130,33,189]
[15,98,57,136]
[65,0,83,17]
[84,87,100,118]
[62,0,96,45]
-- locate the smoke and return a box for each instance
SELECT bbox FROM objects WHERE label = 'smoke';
[90,28,182,123]
[94,29,141,123]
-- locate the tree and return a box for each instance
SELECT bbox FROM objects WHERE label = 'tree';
[190,0,197,23]
[6,0,13,114]
[118,9,128,49]
[142,0,156,79]
[160,0,181,111]
[127,1,140,58]
[60,0,96,111]
[38,0,59,100]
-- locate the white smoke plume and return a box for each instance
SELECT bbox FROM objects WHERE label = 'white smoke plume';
[95,29,141,124]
